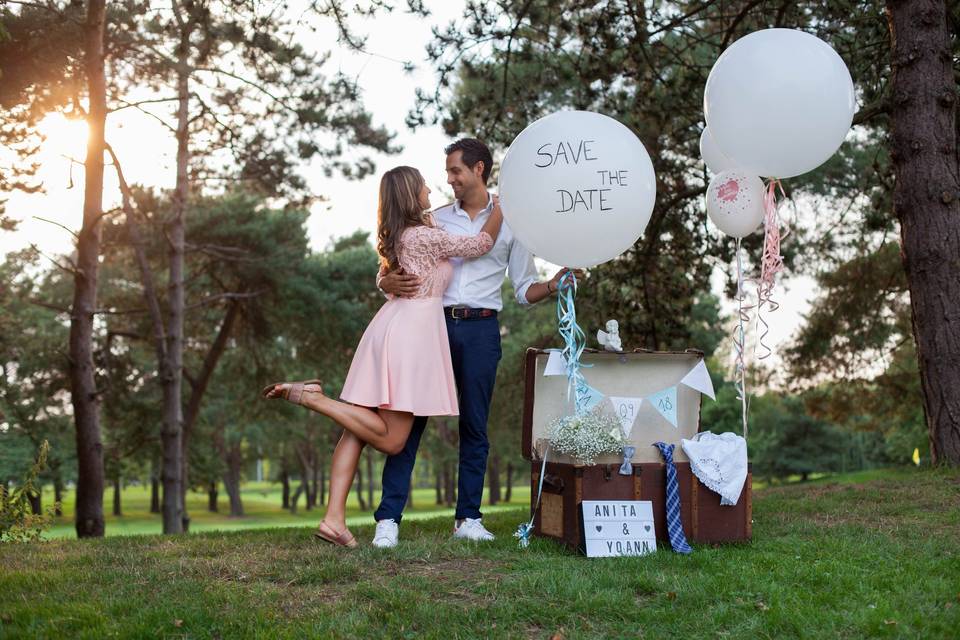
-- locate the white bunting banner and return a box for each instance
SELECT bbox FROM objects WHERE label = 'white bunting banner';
[647,385,679,428]
[679,359,716,400]
[608,396,644,437]
[543,350,568,376]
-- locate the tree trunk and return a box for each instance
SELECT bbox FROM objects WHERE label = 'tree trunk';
[443,462,455,507]
[280,468,290,510]
[158,10,196,536]
[71,0,107,539]
[112,475,121,516]
[223,442,244,518]
[435,466,443,505]
[294,442,317,510]
[180,302,240,530]
[886,0,960,465]
[290,480,304,514]
[355,466,367,511]
[505,461,513,502]
[365,448,374,510]
[488,454,501,506]
[28,490,41,516]
[53,476,64,517]
[207,481,218,512]
[150,466,161,514]
[280,469,290,509]
[311,445,321,509]
[318,458,325,506]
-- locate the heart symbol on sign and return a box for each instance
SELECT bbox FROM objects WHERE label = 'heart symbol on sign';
[595,525,602,532]
[644,525,651,532]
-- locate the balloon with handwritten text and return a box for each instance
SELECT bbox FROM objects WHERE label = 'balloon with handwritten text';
[498,111,656,268]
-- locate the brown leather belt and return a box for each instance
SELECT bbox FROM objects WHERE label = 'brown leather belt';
[444,306,498,320]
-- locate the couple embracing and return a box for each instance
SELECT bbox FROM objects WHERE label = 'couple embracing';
[262,138,578,548]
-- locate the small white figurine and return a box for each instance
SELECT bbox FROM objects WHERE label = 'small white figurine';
[596,319,622,352]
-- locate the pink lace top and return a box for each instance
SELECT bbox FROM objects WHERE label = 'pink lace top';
[396,225,494,299]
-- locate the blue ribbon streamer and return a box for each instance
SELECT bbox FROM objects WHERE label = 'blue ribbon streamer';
[556,271,591,415]
[515,449,549,549]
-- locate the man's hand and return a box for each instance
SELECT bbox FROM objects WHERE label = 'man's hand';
[380,268,421,297]
[548,267,587,292]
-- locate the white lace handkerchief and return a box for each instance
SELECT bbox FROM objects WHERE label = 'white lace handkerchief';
[681,431,748,506]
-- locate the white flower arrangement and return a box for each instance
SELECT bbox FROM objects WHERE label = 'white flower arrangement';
[547,409,625,465]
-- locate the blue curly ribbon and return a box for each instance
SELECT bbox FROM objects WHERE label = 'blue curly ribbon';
[516,445,549,548]
[556,271,592,415]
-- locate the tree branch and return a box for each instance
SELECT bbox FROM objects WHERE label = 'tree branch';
[184,290,266,311]
[108,96,180,114]
[103,141,169,364]
[31,216,79,240]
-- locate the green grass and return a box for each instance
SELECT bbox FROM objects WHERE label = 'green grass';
[2,467,959,639]
[41,482,532,539]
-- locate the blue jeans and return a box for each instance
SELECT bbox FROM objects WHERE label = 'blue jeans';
[375,315,501,523]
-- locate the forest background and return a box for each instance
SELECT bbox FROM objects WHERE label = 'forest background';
[1,0,957,538]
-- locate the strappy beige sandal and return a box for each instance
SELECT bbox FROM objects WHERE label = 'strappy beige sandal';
[260,379,324,406]
[313,520,358,548]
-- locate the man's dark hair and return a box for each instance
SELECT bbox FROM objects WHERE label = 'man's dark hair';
[444,138,493,184]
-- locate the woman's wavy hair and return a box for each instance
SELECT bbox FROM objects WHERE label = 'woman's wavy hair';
[377,166,429,272]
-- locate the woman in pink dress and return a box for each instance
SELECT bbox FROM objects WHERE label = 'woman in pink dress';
[261,166,502,547]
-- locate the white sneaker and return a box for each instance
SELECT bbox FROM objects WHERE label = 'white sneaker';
[372,519,399,548]
[452,518,495,541]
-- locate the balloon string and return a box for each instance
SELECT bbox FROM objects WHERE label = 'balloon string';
[556,271,591,414]
[754,179,789,360]
[734,238,749,441]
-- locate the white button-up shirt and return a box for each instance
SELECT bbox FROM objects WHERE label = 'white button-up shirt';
[433,194,538,310]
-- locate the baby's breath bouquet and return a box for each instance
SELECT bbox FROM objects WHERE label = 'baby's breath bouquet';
[547,408,625,465]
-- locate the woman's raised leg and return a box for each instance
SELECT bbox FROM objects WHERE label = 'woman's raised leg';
[265,383,416,455]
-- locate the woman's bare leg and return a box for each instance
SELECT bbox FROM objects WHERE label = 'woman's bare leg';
[266,383,416,454]
[323,431,365,532]
[321,411,416,533]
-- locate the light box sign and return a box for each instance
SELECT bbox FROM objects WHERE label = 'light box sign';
[581,500,657,557]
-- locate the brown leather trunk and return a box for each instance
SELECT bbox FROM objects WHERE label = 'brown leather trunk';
[522,348,752,548]
[531,461,751,550]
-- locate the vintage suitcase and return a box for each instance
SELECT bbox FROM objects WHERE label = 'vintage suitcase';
[522,348,751,549]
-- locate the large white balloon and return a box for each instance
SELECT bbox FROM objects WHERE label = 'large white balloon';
[706,169,765,238]
[699,127,736,174]
[704,29,855,179]
[498,111,656,268]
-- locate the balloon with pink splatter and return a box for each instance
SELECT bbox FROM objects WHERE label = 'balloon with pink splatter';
[706,169,765,238]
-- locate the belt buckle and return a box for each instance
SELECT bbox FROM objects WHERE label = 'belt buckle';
[450,306,468,319]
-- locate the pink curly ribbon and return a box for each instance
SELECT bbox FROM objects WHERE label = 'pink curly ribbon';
[754,179,789,360]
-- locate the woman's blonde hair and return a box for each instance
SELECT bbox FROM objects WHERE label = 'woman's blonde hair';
[377,166,429,272]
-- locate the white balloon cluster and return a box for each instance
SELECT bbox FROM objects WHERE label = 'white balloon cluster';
[700,29,856,238]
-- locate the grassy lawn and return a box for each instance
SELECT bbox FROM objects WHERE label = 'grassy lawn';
[41,482,532,539]
[2,467,958,639]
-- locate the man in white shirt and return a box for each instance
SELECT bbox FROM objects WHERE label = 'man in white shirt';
[373,138,578,546]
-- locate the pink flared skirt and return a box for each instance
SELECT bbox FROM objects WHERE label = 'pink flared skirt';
[340,297,459,416]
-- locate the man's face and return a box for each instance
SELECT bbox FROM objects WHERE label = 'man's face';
[445,150,485,200]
